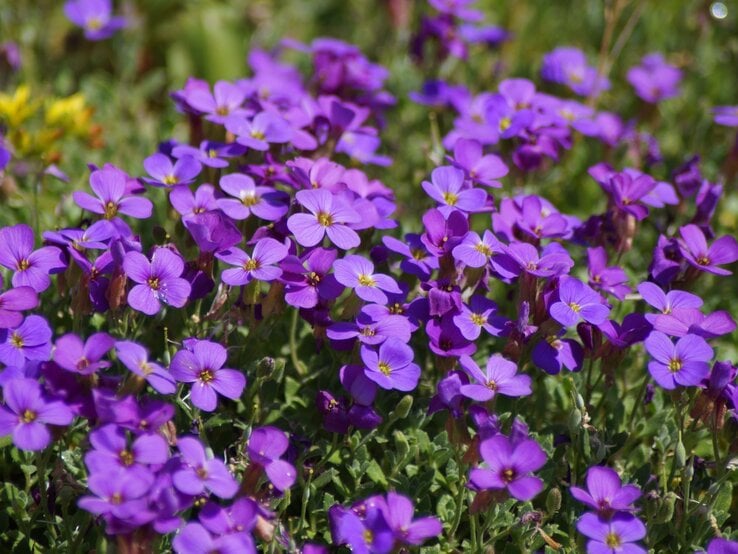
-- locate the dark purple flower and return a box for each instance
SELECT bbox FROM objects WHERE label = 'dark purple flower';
[0,224,66,292]
[143,153,202,188]
[382,234,438,280]
[288,188,361,250]
[645,331,712,390]
[531,335,584,374]
[588,247,630,300]
[570,466,641,517]
[428,370,468,418]
[576,513,646,554]
[170,340,246,412]
[123,248,192,315]
[173,436,239,499]
[380,491,442,546]
[551,277,610,327]
[74,168,153,220]
[426,316,477,358]
[420,208,469,256]
[215,238,289,286]
[470,433,546,501]
[329,503,394,554]
[53,332,114,375]
[64,0,126,40]
[458,354,531,401]
[678,224,738,275]
[247,426,297,491]
[360,338,420,391]
[334,255,401,304]
[115,340,177,394]
[0,377,73,451]
[281,248,344,308]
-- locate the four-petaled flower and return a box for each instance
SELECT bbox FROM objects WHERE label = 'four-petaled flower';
[333,254,401,304]
[287,188,361,250]
[644,331,713,390]
[123,248,192,315]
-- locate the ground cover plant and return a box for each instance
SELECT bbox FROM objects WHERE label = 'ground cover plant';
[1,0,738,552]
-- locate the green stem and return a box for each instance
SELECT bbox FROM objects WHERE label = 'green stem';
[35,449,58,540]
[289,309,307,376]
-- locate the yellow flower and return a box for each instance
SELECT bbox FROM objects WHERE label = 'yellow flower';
[0,85,39,128]
[45,93,94,138]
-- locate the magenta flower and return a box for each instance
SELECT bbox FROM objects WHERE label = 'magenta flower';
[421,166,487,215]
[550,277,610,327]
[570,466,641,517]
[216,173,289,221]
[173,436,239,499]
[360,339,421,391]
[143,153,202,187]
[123,248,192,315]
[287,188,361,250]
[0,224,66,292]
[0,283,38,329]
[576,513,646,554]
[53,332,114,375]
[588,247,630,300]
[458,354,532,401]
[215,238,289,286]
[247,426,297,491]
[470,433,546,501]
[64,0,126,41]
[225,112,293,151]
[169,184,217,219]
[115,340,177,394]
[678,224,738,276]
[169,340,246,412]
[73,168,153,220]
[645,331,713,390]
[0,315,53,367]
[333,254,401,304]
[0,377,73,451]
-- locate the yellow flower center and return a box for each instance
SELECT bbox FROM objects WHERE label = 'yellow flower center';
[471,313,486,326]
[208,149,218,158]
[241,193,259,207]
[10,332,23,348]
[360,327,375,336]
[363,529,373,544]
[21,409,36,423]
[199,369,215,383]
[357,274,376,287]
[502,468,515,483]
[486,380,498,391]
[147,277,160,290]
[140,361,153,375]
[196,466,209,479]
[87,17,103,31]
[17,259,30,271]
[110,492,123,505]
[378,362,391,376]
[668,358,682,372]
[307,271,321,286]
[163,175,178,186]
[250,130,266,140]
[243,259,259,271]
[443,192,459,206]
[474,243,492,256]
[119,449,134,466]
[216,106,229,116]
[317,212,333,227]
[499,117,512,131]
[104,201,118,219]
[697,255,710,266]
[568,302,581,313]
[605,532,621,548]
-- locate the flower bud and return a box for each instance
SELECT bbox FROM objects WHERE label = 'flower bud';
[545,487,562,515]
[390,395,413,421]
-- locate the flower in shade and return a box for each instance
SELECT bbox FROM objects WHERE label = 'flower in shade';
[459,354,532,401]
[170,340,246,412]
[123,248,192,315]
[645,331,713,390]
[0,377,74,451]
[587,247,630,300]
[173,523,250,554]
[377,492,442,546]
[626,53,682,103]
[531,334,584,375]
[0,315,53,367]
[421,165,487,215]
[143,153,202,187]
[115,340,177,394]
[0,224,66,292]
[382,234,439,280]
[247,426,297,491]
[713,106,738,127]
[216,173,289,221]
[360,338,421,391]
[0,283,37,329]
[678,224,738,276]
[215,238,289,286]
[173,436,239,499]
[570,466,641,517]
[225,112,293,151]
[576,513,646,554]
[281,248,345,309]
[287,188,361,250]
[85,423,169,473]
[470,433,546,501]
[64,0,126,41]
[74,168,153,220]
[449,138,508,188]
[705,538,738,554]
[550,277,610,327]
[333,254,401,304]
[541,46,609,97]
[329,503,394,554]
[53,332,114,375]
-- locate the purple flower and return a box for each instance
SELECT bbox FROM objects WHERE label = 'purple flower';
[0,315,53,367]
[588,247,630,300]
[420,208,469,256]
[458,354,532,401]
[172,141,245,169]
[0,224,66,292]
[449,138,508,188]
[184,81,248,124]
[550,277,610,327]
[360,338,421,391]
[541,46,609,97]
[328,304,412,347]
[627,53,682,103]
[334,254,401,304]
[426,316,477,358]
[169,340,246,412]
[470,433,546,501]
[503,242,574,278]
[421,166,487,215]
[64,0,126,41]
[216,173,289,221]
[452,296,506,340]
[0,377,73,451]
[531,334,584,375]
[74,168,153,220]
[78,466,155,519]
[706,538,738,554]
[143,153,202,187]
[380,492,442,546]
[678,224,738,275]
[382,234,439,280]
[281,248,344,308]
[115,340,177,394]
[123,248,192,315]
[215,238,289,286]
[713,106,738,127]
[576,513,646,554]
[287,188,361,250]
[452,230,506,270]
[645,331,713,390]
[169,184,217,219]
[330,503,394,554]
[225,112,293,151]
[85,423,169,473]
[247,426,297,491]
[0,284,37,329]
[173,522,249,554]
[53,332,114,375]
[570,466,641,517]
[652,307,735,340]
[638,282,702,323]
[173,436,239,499]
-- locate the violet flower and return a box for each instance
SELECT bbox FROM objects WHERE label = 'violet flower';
[122,248,192,315]
[225,112,293,151]
[0,377,73,451]
[53,332,115,375]
[550,277,610,327]
[64,0,126,41]
[0,315,53,367]
[627,53,682,103]
[576,513,646,554]
[173,523,250,554]
[452,296,506,340]
[173,436,239,499]
[645,331,713,390]
[281,248,344,308]
[216,173,289,221]
[184,80,248,124]
[74,167,153,220]
[713,106,738,127]
[215,238,289,286]
[0,224,66,292]
[678,224,738,276]
[360,338,421,391]
[421,166,487,215]
[247,426,297,491]
[458,354,532,401]
[287,188,361,250]
[169,340,246,412]
[333,254,401,304]
[570,466,641,517]
[0,283,38,329]
[379,492,442,546]
[85,423,169,473]
[143,153,202,187]
[638,282,702,323]
[115,340,177,394]
[449,138,508,188]
[78,466,155,519]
